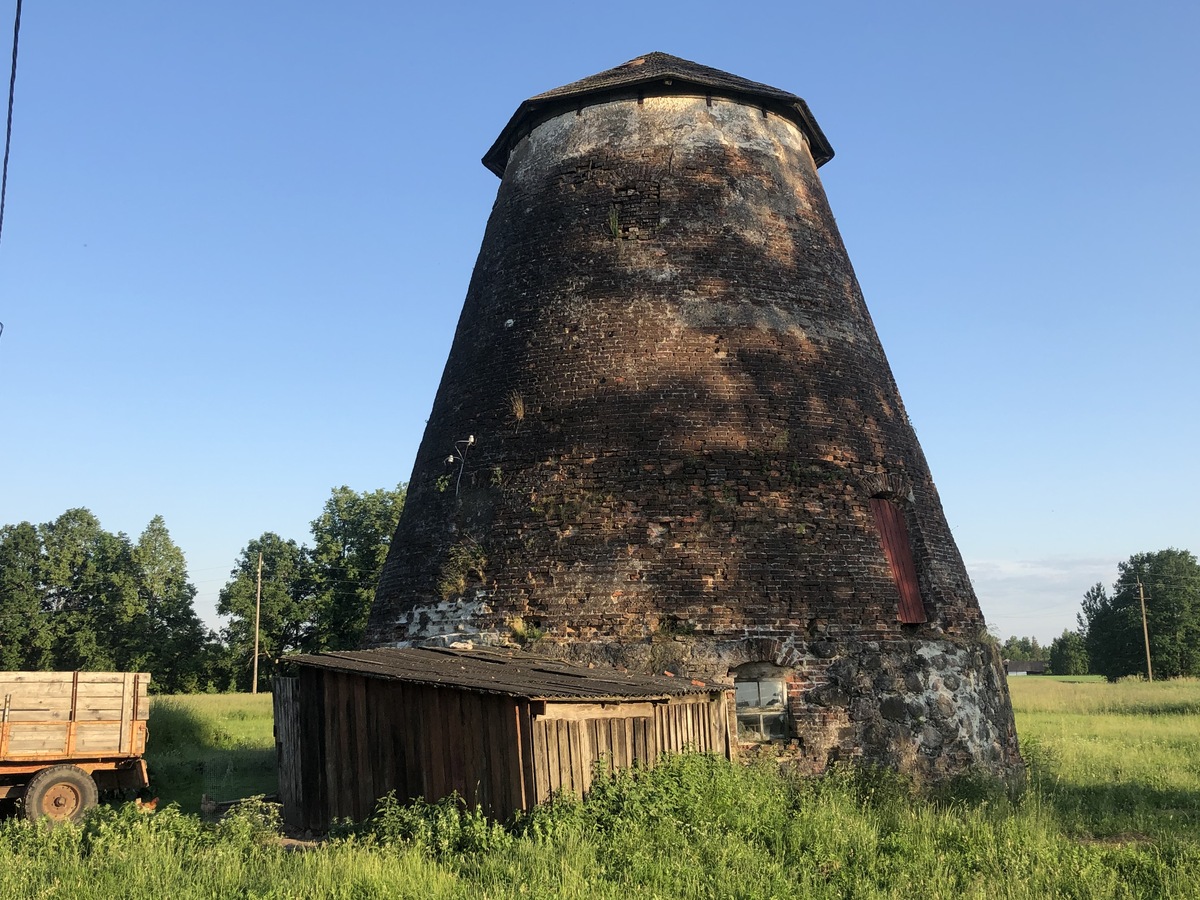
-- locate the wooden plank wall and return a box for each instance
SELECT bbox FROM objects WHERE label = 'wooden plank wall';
[291,670,534,831]
[530,693,731,805]
[1,672,149,762]
[281,671,733,832]
[272,677,304,830]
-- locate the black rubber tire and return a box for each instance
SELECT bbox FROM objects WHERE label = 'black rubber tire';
[22,765,99,825]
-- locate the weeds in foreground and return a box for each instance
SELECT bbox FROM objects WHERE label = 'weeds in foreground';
[1,754,1197,899]
[1,681,1197,898]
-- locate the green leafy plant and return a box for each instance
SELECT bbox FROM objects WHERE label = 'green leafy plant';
[507,615,544,646]
[437,538,487,600]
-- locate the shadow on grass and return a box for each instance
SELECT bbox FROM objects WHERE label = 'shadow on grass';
[145,699,277,814]
[1033,778,1200,839]
[1021,738,1200,841]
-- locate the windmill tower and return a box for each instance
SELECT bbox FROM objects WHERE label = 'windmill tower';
[366,53,1021,780]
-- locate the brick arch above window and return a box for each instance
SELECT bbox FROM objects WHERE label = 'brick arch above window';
[859,472,914,504]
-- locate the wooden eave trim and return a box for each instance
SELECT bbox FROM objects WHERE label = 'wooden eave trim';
[482,83,834,178]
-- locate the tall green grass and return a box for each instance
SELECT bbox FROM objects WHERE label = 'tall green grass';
[0,681,1195,898]
[145,693,276,811]
[1009,676,1200,843]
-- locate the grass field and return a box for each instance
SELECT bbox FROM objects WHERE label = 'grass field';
[1009,676,1200,844]
[144,693,277,812]
[0,678,1196,898]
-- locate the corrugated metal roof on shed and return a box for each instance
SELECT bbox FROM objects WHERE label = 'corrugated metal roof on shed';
[285,646,724,701]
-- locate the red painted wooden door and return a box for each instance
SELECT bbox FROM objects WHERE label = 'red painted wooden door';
[869,498,927,624]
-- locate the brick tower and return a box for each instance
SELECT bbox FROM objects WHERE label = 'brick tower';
[366,53,1021,780]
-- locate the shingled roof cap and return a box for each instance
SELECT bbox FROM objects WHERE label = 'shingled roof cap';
[483,51,834,177]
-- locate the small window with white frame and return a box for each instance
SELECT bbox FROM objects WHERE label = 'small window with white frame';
[732,662,789,741]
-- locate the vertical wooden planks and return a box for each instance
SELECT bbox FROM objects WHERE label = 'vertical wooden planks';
[566,720,584,795]
[517,700,537,811]
[548,717,563,795]
[533,718,551,805]
[299,668,327,832]
[272,677,303,829]
[443,691,466,801]
[351,676,371,820]
[363,678,390,818]
[459,689,482,810]
[399,682,422,802]
[321,672,341,821]
[424,686,449,803]
[483,696,510,817]
[869,496,927,623]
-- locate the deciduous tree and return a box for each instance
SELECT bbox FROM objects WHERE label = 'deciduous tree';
[218,533,314,691]
[38,509,140,671]
[1079,549,1200,680]
[1048,629,1089,676]
[132,516,217,692]
[0,522,51,669]
[308,484,405,650]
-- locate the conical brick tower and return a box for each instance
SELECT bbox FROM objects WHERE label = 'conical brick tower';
[366,53,1021,780]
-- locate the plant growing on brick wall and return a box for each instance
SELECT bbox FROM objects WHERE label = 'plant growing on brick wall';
[507,615,544,646]
[607,204,621,240]
[507,391,525,430]
[437,538,488,601]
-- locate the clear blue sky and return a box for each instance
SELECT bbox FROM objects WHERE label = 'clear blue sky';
[1,1,1195,644]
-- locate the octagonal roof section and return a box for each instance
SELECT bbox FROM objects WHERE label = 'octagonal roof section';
[482,51,835,178]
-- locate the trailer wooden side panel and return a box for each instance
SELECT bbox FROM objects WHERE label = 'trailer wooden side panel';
[0,672,150,764]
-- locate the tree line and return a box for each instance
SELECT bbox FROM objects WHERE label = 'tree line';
[997,548,1199,680]
[1076,548,1200,681]
[0,484,405,692]
[4,497,1193,689]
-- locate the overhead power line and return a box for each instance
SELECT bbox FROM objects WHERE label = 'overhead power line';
[0,0,21,249]
[0,0,22,344]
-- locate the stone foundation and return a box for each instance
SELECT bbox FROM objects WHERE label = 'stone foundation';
[383,626,1022,783]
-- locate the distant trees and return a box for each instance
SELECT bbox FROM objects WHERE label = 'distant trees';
[998,635,1049,663]
[218,484,405,691]
[308,485,407,651]
[218,533,314,691]
[0,521,52,669]
[1078,549,1200,681]
[0,484,405,694]
[1048,629,1089,676]
[0,511,220,691]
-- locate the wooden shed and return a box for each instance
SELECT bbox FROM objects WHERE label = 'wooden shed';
[274,647,733,831]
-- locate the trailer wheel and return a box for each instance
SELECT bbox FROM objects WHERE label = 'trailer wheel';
[22,765,99,825]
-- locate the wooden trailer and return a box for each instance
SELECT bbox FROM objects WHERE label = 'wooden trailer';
[275,647,734,832]
[0,671,151,823]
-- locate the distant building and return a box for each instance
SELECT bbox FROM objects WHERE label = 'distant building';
[1005,660,1048,676]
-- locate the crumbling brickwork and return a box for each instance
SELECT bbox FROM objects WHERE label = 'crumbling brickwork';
[365,53,1022,781]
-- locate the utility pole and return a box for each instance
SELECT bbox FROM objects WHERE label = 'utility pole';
[252,551,263,694]
[1138,574,1153,682]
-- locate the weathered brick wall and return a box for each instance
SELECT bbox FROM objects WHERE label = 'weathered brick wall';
[365,90,1021,780]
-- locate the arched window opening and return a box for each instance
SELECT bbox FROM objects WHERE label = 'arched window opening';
[869,496,927,624]
[732,662,789,741]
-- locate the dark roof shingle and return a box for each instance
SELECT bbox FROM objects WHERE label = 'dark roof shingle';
[483,51,833,176]
[286,646,727,701]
